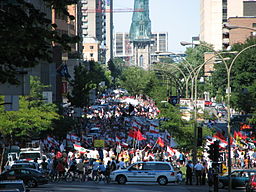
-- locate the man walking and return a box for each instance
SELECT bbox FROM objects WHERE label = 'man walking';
[194,161,204,185]
[185,160,194,185]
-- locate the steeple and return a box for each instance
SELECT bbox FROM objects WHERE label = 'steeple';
[129,0,151,42]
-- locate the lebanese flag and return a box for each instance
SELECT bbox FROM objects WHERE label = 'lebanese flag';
[47,136,59,146]
[71,134,80,143]
[167,146,175,157]
[213,131,226,140]
[73,144,87,154]
[121,142,129,148]
[219,140,228,148]
[116,136,121,144]
[149,124,159,134]
[132,121,141,130]
[157,137,165,148]
[128,129,137,139]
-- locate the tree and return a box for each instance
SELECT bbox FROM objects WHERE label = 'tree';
[119,67,156,96]
[0,76,59,140]
[0,0,79,84]
[212,37,256,113]
[67,61,110,108]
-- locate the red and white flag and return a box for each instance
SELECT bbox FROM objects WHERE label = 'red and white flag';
[121,142,129,148]
[73,144,87,154]
[71,134,80,143]
[116,136,121,144]
[167,146,175,157]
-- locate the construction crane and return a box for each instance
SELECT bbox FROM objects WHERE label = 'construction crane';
[82,1,144,13]
[81,8,144,13]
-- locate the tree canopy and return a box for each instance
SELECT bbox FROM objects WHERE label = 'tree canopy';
[0,76,59,140]
[0,0,79,84]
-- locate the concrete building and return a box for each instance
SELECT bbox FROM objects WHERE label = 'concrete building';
[80,0,113,64]
[228,17,256,45]
[114,32,168,66]
[200,0,246,50]
[150,32,168,53]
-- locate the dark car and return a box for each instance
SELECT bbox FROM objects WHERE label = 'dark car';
[0,180,29,192]
[246,174,256,192]
[219,170,256,189]
[0,168,48,188]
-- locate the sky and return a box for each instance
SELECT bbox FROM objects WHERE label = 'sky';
[113,0,200,53]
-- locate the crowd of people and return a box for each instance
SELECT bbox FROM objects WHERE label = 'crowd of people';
[33,88,256,185]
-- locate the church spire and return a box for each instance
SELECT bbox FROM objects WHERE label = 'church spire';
[129,0,151,42]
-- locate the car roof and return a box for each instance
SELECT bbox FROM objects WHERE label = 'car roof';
[233,169,256,172]
[0,180,24,184]
[9,168,39,172]
[136,161,171,164]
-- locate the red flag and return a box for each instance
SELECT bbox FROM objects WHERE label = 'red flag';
[136,130,146,141]
[213,131,226,140]
[157,137,165,147]
[128,129,137,139]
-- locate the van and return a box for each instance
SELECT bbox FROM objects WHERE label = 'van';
[110,161,176,185]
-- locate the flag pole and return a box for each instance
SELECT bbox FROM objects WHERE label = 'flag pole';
[152,138,158,151]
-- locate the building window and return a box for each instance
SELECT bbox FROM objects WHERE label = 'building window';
[139,55,143,67]
[90,46,94,49]
[252,23,256,28]
[90,53,93,57]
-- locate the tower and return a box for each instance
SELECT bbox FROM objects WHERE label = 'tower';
[129,0,152,69]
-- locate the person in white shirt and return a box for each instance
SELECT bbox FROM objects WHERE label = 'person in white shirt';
[194,161,204,185]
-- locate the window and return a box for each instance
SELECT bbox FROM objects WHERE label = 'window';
[90,46,94,49]
[7,170,15,176]
[252,23,256,28]
[130,163,143,170]
[154,163,171,170]
[90,53,93,57]
[139,55,143,67]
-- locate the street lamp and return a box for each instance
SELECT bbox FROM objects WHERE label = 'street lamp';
[224,24,256,31]
[181,40,256,192]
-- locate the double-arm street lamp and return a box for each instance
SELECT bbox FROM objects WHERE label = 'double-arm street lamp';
[181,39,256,192]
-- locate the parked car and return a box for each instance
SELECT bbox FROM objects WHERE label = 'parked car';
[10,162,39,171]
[110,161,176,185]
[0,168,48,188]
[0,180,29,192]
[219,170,256,189]
[246,174,256,192]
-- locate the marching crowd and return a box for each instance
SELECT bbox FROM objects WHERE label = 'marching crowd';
[33,88,255,185]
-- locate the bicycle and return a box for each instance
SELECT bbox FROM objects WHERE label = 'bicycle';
[93,170,111,184]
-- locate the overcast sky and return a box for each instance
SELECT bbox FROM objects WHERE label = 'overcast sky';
[113,0,200,53]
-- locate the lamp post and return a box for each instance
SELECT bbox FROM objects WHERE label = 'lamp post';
[181,40,256,192]
[155,51,196,99]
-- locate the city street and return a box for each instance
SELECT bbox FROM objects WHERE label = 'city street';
[30,182,245,192]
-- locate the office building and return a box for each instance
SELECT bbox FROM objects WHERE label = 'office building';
[80,0,113,64]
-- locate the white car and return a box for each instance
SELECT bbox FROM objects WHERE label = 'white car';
[110,161,176,185]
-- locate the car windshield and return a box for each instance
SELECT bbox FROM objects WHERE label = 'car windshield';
[12,164,36,169]
[19,152,40,160]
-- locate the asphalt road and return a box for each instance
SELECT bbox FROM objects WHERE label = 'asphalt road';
[29,181,245,192]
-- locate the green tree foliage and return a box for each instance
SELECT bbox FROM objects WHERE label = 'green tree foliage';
[119,67,156,96]
[212,38,256,113]
[0,0,79,84]
[0,76,59,140]
[68,61,110,107]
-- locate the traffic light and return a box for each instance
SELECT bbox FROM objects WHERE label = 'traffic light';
[213,140,220,162]
[207,143,215,160]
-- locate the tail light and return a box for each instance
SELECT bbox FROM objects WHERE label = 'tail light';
[170,172,175,176]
